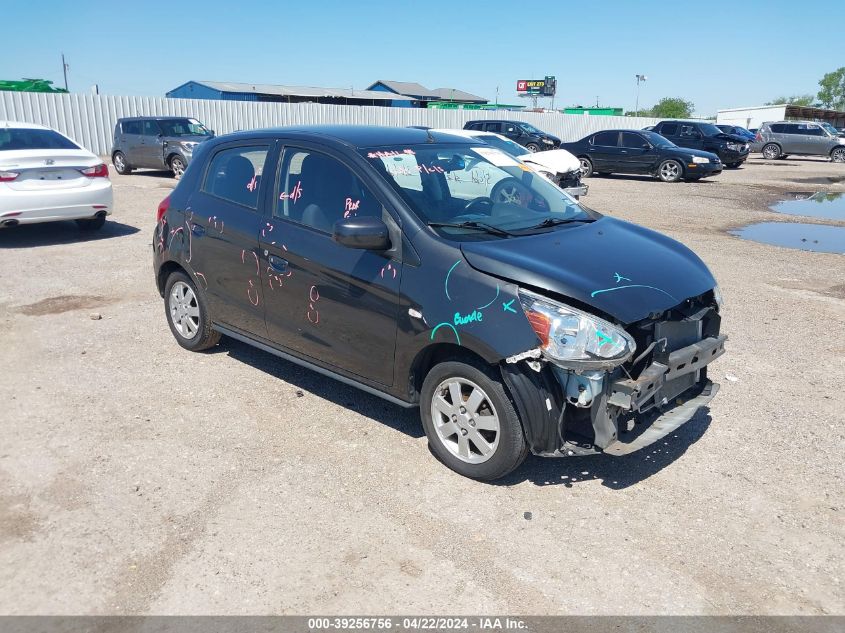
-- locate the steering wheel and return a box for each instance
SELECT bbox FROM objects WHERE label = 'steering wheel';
[490,178,531,205]
[463,196,494,214]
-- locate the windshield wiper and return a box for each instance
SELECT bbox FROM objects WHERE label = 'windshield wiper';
[519,217,591,231]
[427,220,514,237]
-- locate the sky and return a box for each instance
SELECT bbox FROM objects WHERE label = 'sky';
[2,0,842,117]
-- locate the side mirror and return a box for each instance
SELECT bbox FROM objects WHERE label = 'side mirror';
[208,130,216,137]
[642,143,652,150]
[333,216,391,251]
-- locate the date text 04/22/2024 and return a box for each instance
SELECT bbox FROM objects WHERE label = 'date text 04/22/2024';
[307,617,528,630]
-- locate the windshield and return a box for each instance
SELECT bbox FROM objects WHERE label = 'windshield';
[363,144,593,240]
[519,123,543,134]
[474,134,528,158]
[821,123,838,136]
[641,130,676,148]
[699,123,725,136]
[157,118,212,137]
[0,128,80,151]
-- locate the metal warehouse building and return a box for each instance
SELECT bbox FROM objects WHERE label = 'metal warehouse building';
[717,104,845,129]
[166,80,416,107]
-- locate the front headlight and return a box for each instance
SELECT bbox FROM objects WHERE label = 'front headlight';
[518,289,636,368]
[692,156,710,164]
[542,138,554,144]
[726,142,740,151]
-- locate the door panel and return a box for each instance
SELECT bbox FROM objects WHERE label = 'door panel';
[184,143,272,337]
[619,132,655,173]
[260,146,401,386]
[587,131,620,171]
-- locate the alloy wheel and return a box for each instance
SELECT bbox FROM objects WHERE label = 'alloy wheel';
[168,281,200,339]
[831,148,845,163]
[430,377,500,464]
[660,161,680,181]
[579,158,592,177]
[171,157,186,178]
[114,153,125,172]
[763,144,780,160]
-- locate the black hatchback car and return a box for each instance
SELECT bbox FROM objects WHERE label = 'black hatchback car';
[153,126,726,480]
[651,121,750,168]
[562,130,722,182]
[464,120,560,152]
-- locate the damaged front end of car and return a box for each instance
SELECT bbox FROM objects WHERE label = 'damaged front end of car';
[500,288,726,457]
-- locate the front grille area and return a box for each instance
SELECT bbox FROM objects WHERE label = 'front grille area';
[558,172,582,189]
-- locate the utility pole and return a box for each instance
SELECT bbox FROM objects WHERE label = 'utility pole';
[61,53,69,91]
[635,74,647,117]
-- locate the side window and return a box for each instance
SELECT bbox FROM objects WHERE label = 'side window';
[466,122,482,131]
[770,124,786,133]
[679,125,699,137]
[592,131,619,147]
[142,120,161,137]
[621,132,646,148]
[660,123,678,136]
[202,145,269,209]
[275,149,381,233]
[502,122,519,135]
[804,125,823,136]
[122,121,142,135]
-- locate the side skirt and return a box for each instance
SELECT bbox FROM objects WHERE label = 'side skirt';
[214,324,416,409]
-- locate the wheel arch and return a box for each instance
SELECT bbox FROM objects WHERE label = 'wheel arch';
[407,342,495,404]
[166,152,184,167]
[156,259,187,297]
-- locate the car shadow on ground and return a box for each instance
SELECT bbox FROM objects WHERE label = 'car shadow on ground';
[217,337,423,439]
[214,338,713,488]
[592,174,717,184]
[498,409,712,490]
[0,220,140,249]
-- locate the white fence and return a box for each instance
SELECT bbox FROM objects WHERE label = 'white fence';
[1,91,662,156]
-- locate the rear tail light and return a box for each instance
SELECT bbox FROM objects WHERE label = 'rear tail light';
[156,195,171,223]
[525,310,552,348]
[0,171,19,182]
[81,163,109,178]
[755,132,762,141]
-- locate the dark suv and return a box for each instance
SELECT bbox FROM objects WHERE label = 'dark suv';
[112,116,214,178]
[153,126,725,481]
[651,121,750,168]
[464,120,560,152]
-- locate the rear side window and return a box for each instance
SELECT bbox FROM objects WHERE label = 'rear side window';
[659,123,678,136]
[592,131,618,147]
[274,149,381,233]
[122,121,142,135]
[202,145,269,209]
[465,122,482,130]
[0,128,79,151]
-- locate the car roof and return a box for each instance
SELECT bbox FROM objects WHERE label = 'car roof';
[213,125,472,148]
[117,116,192,121]
[466,119,520,124]
[1,120,52,130]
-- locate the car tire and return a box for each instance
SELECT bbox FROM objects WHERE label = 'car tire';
[163,270,221,351]
[578,157,594,178]
[657,159,683,183]
[170,155,186,179]
[112,151,132,175]
[726,162,741,169]
[762,143,781,160]
[76,215,106,231]
[420,360,528,481]
[831,147,845,163]
[525,143,541,153]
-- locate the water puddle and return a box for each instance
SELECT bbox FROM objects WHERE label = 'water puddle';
[730,222,845,254]
[770,192,845,220]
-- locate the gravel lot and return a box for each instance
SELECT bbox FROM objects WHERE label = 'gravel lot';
[0,155,843,615]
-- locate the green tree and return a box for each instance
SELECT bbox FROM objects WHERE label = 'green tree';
[818,67,845,110]
[766,94,814,106]
[647,97,695,118]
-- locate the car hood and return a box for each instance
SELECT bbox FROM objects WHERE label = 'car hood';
[460,216,716,324]
[715,133,748,143]
[519,148,581,173]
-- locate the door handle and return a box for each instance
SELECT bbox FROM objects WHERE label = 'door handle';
[190,223,205,236]
[268,255,288,273]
